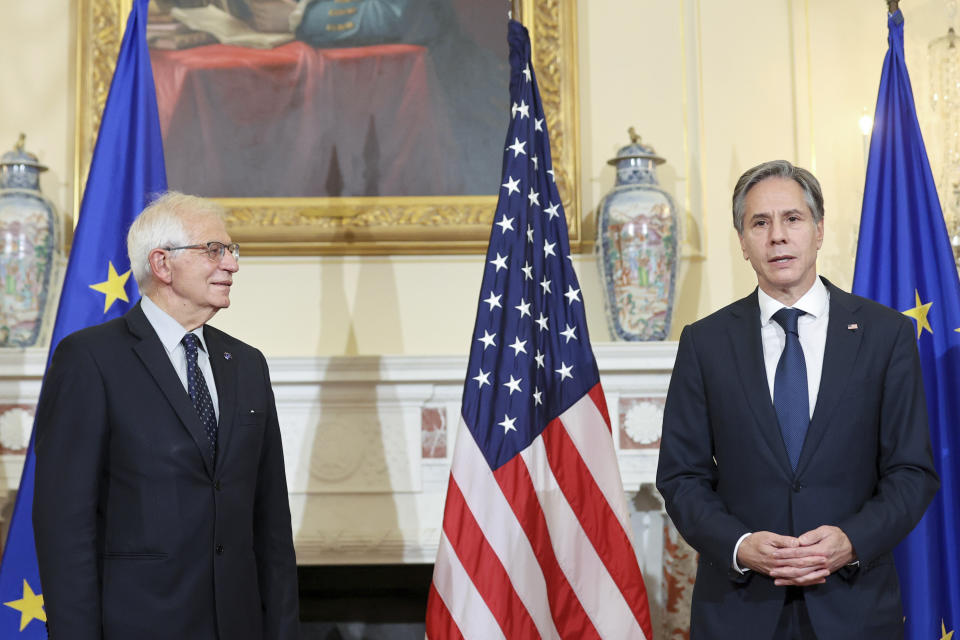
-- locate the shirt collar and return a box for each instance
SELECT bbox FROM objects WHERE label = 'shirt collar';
[758,276,829,326]
[140,295,207,355]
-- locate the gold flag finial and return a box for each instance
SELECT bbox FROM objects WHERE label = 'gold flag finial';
[14,133,25,152]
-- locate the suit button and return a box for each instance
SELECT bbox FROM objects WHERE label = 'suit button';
[215,544,224,555]
[793,481,805,492]
[214,480,222,491]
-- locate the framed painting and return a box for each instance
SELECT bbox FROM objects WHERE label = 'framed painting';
[75,0,581,255]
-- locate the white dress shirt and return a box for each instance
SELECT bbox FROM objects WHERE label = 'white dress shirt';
[140,295,220,420]
[758,277,830,418]
[733,276,830,572]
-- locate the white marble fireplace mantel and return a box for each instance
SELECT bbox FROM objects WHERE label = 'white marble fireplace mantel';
[0,342,677,565]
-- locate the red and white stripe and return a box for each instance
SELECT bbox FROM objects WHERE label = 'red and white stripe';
[426,383,653,640]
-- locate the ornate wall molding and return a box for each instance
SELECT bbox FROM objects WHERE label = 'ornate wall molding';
[0,342,674,564]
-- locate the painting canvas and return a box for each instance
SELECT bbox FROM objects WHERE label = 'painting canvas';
[148,0,509,199]
[77,0,581,254]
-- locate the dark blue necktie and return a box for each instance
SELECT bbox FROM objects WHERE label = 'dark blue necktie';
[772,308,809,470]
[182,333,218,462]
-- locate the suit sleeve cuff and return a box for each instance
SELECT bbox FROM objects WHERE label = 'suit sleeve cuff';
[732,532,752,574]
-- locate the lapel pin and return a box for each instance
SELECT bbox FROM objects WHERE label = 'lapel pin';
[223,352,232,360]
[847,323,859,331]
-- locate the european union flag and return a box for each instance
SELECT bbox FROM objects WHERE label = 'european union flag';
[853,9,960,639]
[0,0,166,635]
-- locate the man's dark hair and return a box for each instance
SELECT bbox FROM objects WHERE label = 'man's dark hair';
[732,160,824,234]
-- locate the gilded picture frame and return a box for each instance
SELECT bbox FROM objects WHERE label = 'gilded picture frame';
[75,0,581,256]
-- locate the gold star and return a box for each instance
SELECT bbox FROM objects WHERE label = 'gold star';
[942,619,954,640]
[3,579,46,631]
[88,261,131,313]
[902,289,933,339]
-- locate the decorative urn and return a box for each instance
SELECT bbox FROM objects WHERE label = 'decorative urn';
[0,135,59,346]
[595,129,679,341]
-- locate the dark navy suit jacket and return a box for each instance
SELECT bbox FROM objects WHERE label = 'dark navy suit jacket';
[656,279,939,639]
[33,303,299,639]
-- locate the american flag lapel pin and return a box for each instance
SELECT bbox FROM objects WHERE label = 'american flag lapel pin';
[847,323,859,331]
[223,352,232,360]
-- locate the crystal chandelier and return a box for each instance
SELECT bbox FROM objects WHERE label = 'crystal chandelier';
[930,0,960,265]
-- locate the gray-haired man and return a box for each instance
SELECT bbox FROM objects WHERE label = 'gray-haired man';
[34,192,300,639]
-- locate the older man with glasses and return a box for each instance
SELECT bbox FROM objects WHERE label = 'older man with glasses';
[32,192,300,639]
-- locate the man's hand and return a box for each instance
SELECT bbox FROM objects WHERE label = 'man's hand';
[761,525,856,586]
[737,531,829,586]
[793,525,855,573]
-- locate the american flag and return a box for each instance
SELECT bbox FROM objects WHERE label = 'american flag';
[425,20,653,640]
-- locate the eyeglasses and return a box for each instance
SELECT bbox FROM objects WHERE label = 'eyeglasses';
[163,241,240,262]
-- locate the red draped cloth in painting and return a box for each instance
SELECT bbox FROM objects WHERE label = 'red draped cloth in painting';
[150,42,460,197]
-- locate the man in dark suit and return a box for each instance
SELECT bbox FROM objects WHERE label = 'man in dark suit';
[33,192,300,639]
[656,160,939,639]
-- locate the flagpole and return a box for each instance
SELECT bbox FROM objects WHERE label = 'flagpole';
[511,0,523,23]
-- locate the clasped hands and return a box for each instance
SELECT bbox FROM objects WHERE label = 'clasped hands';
[736,525,855,586]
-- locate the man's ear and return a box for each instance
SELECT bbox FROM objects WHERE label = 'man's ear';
[148,248,173,285]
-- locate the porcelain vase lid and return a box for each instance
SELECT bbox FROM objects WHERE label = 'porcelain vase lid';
[0,134,48,172]
[606,127,665,167]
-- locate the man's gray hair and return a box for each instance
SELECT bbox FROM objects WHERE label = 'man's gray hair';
[731,160,824,235]
[126,192,227,290]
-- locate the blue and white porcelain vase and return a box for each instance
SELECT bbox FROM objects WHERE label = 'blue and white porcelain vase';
[0,135,59,347]
[596,129,678,341]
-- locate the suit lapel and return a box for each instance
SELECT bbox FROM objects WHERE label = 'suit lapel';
[795,281,863,475]
[126,303,215,477]
[727,291,795,477]
[204,327,237,474]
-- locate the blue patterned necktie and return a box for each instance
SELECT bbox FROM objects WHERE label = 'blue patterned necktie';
[772,308,809,470]
[182,333,218,462]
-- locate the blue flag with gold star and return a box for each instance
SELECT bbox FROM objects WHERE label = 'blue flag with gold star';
[853,9,960,639]
[0,0,165,635]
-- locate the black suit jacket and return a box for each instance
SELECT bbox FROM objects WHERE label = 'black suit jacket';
[656,279,939,639]
[33,303,299,639]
